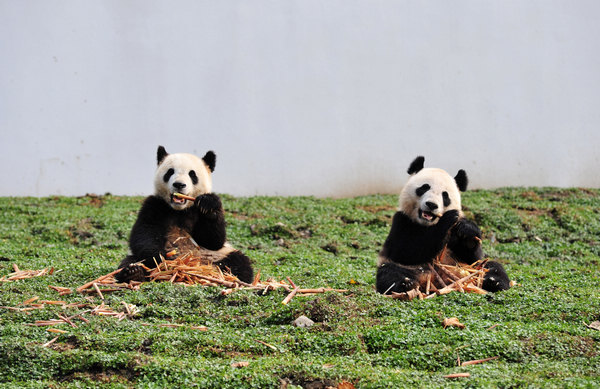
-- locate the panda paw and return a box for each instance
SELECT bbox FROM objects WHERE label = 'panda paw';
[438,209,460,230]
[452,218,482,248]
[376,263,419,294]
[482,261,511,292]
[115,264,148,283]
[194,193,222,215]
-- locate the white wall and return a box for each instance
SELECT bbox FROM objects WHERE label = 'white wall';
[1,1,599,197]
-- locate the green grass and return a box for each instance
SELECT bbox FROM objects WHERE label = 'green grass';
[1,188,599,388]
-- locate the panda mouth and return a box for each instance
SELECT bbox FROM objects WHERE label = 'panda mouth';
[419,209,438,222]
[170,194,188,205]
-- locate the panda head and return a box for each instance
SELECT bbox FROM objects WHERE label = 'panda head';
[399,156,468,226]
[154,146,216,211]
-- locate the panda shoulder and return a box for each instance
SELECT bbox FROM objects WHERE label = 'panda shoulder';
[137,195,172,218]
[392,210,414,224]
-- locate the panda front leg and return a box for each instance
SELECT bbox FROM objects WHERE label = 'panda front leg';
[192,193,227,250]
[376,263,420,294]
[115,255,149,283]
[447,218,484,264]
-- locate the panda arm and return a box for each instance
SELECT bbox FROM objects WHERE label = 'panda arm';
[190,193,227,250]
[128,196,170,267]
[381,211,457,265]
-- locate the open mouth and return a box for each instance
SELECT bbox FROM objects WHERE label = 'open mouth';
[419,209,438,222]
[170,194,188,205]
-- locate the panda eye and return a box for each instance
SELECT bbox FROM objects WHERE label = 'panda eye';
[415,184,430,197]
[189,170,198,185]
[163,168,175,183]
[443,191,451,207]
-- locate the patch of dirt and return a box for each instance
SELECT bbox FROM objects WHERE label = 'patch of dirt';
[251,222,297,239]
[49,335,79,352]
[68,218,98,245]
[321,243,339,255]
[520,191,542,201]
[77,193,106,208]
[57,370,133,386]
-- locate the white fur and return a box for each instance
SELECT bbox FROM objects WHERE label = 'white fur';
[399,167,463,226]
[154,153,212,210]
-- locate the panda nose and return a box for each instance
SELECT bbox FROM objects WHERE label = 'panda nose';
[425,201,438,211]
[173,182,186,190]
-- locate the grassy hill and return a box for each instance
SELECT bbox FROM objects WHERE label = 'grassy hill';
[1,188,599,388]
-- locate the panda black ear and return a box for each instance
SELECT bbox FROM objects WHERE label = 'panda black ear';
[157,146,168,165]
[454,169,468,192]
[202,151,216,172]
[407,156,425,175]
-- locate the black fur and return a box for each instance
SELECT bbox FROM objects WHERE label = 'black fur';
[379,210,459,267]
[202,151,216,172]
[415,184,430,197]
[442,191,451,206]
[215,251,254,284]
[376,263,420,294]
[482,261,511,292]
[377,212,510,294]
[116,194,253,283]
[454,169,468,192]
[407,156,425,174]
[157,146,169,165]
[163,168,175,183]
[189,170,199,185]
[447,218,483,264]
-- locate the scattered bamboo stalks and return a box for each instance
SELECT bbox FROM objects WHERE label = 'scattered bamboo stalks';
[385,254,490,301]
[0,266,54,282]
[76,251,347,305]
[76,268,126,293]
[48,285,73,295]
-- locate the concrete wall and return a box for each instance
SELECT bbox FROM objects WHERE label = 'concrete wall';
[1,1,599,197]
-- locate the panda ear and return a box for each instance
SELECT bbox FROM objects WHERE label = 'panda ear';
[157,146,168,165]
[407,156,425,175]
[454,169,468,192]
[202,151,216,172]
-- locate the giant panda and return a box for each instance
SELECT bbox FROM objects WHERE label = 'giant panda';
[376,156,510,294]
[116,146,254,283]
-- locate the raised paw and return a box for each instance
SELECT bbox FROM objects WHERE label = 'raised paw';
[447,218,484,263]
[194,193,222,215]
[437,209,460,231]
[115,264,148,283]
[453,218,482,245]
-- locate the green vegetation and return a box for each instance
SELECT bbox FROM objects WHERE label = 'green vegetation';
[1,188,599,388]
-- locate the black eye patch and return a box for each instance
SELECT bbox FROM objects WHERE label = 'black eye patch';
[163,168,175,183]
[415,184,430,197]
[189,170,198,185]
[443,191,451,207]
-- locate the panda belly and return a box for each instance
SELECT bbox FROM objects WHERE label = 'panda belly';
[164,225,254,284]
[165,225,235,263]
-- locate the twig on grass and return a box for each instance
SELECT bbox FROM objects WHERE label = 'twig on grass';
[461,356,499,366]
[42,336,59,348]
[255,339,279,351]
[443,373,470,379]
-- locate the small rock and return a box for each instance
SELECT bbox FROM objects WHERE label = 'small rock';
[293,315,314,328]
